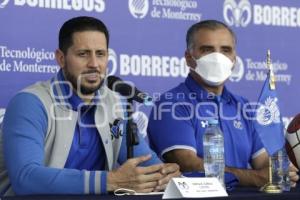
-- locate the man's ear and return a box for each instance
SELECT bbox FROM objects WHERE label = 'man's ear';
[55,49,65,69]
[185,50,196,68]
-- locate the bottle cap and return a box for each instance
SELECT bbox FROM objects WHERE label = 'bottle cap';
[208,119,218,125]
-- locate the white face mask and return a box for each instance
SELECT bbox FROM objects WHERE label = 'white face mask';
[192,52,234,86]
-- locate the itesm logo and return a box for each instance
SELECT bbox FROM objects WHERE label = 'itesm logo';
[128,0,149,19]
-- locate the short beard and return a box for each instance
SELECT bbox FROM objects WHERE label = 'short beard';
[63,67,103,95]
[79,82,102,95]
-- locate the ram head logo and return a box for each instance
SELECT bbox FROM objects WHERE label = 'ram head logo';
[223,0,251,27]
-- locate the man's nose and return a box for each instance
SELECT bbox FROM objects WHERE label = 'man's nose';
[214,49,221,53]
[87,54,98,67]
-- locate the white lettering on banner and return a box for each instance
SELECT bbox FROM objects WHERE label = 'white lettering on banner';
[275,74,291,85]
[255,71,267,81]
[13,61,59,73]
[0,59,12,72]
[223,1,300,28]
[120,54,189,77]
[0,46,55,63]
[0,45,59,74]
[129,0,201,21]
[161,8,201,21]
[246,58,288,73]
[243,58,292,85]
[254,5,300,27]
[152,0,197,11]
[13,0,105,13]
[255,71,291,85]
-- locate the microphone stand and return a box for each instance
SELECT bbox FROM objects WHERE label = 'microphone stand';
[126,99,139,159]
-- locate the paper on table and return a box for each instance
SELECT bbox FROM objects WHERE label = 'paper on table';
[163,177,228,199]
[114,188,164,196]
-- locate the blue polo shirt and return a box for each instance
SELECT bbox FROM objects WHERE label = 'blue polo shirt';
[147,75,265,169]
[55,70,105,170]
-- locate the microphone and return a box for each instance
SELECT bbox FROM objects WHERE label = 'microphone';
[107,76,152,105]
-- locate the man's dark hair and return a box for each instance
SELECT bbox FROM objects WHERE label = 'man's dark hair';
[186,19,236,49]
[59,16,109,53]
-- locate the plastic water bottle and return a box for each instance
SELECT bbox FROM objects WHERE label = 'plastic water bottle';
[203,119,225,187]
[277,148,291,192]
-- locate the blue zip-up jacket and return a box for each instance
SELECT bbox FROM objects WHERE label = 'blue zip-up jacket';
[0,73,161,196]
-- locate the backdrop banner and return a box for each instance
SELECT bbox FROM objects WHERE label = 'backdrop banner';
[0,0,299,129]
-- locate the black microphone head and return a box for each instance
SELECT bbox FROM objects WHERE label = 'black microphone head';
[107,75,135,97]
[106,76,152,105]
[107,75,121,90]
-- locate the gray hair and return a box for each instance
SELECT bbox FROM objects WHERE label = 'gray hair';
[186,20,236,50]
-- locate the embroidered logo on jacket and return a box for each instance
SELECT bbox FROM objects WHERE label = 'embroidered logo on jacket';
[233,120,243,130]
[201,120,209,128]
[109,118,124,140]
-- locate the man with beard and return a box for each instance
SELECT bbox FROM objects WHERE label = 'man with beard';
[0,16,180,196]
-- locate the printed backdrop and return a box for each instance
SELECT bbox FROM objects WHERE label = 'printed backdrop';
[0,0,299,131]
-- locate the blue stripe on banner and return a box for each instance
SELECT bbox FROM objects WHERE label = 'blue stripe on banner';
[89,171,96,194]
[101,172,107,194]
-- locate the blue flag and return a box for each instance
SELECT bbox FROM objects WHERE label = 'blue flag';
[254,71,285,156]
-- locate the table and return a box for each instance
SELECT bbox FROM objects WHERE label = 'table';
[3,186,300,200]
